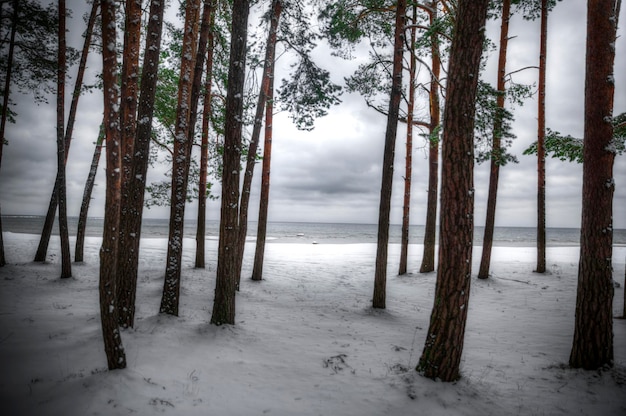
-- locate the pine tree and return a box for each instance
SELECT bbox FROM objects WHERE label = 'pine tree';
[160,0,202,316]
[99,0,126,370]
[417,0,489,382]
[569,0,619,370]
[372,0,406,309]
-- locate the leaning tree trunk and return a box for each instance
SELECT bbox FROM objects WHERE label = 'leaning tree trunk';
[160,0,201,316]
[115,0,165,327]
[0,0,19,267]
[399,3,417,276]
[211,0,250,326]
[34,0,97,263]
[196,1,216,269]
[420,0,441,274]
[535,0,548,273]
[116,0,142,327]
[478,0,511,280]
[99,0,126,370]
[569,0,619,370]
[372,0,406,309]
[75,123,104,262]
[251,57,276,281]
[235,0,282,289]
[416,0,489,382]
[56,0,71,278]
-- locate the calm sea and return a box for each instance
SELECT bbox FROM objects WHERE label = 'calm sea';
[2,215,626,247]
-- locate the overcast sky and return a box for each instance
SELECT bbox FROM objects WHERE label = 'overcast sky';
[1,1,625,229]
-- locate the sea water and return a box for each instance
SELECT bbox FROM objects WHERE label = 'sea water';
[2,215,625,247]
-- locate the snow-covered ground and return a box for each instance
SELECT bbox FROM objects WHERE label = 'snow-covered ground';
[1,231,625,415]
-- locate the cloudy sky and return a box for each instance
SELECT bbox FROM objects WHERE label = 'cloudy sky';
[1,1,625,230]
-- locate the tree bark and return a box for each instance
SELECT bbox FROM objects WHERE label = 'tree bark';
[211,0,250,326]
[160,0,201,316]
[372,0,406,309]
[196,1,217,269]
[478,0,511,279]
[34,0,97,263]
[117,0,166,328]
[417,0,489,382]
[569,0,618,370]
[56,0,71,278]
[116,0,142,326]
[420,0,441,274]
[75,123,104,263]
[251,48,277,282]
[399,2,417,276]
[535,0,548,273]
[236,0,282,288]
[0,0,19,267]
[99,0,126,370]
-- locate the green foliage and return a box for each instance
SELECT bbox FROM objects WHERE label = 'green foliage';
[523,129,583,163]
[0,0,79,105]
[474,80,534,166]
[318,0,397,59]
[523,113,626,163]
[278,56,343,130]
[512,0,561,20]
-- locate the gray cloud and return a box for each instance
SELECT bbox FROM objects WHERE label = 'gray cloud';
[1,1,624,231]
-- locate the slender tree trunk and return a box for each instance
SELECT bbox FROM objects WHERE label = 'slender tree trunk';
[417,0,489,382]
[116,0,142,326]
[99,0,126,370]
[160,0,202,316]
[478,0,511,279]
[569,0,619,370]
[251,53,276,282]
[75,123,104,262]
[372,0,406,309]
[196,1,217,269]
[56,0,71,278]
[535,0,548,273]
[420,0,441,274]
[34,0,97,263]
[0,0,18,267]
[399,3,417,276]
[236,0,282,288]
[115,0,166,327]
[211,0,250,326]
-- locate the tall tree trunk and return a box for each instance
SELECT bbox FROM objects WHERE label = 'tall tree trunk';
[569,0,619,370]
[251,54,276,282]
[0,0,19,267]
[115,0,143,328]
[211,0,250,326]
[159,0,202,316]
[116,0,165,327]
[419,0,441,274]
[99,0,126,370]
[477,0,511,279]
[372,0,406,309]
[398,2,417,276]
[416,0,489,382]
[535,0,548,273]
[236,0,282,288]
[56,0,71,278]
[75,123,104,262]
[196,1,217,269]
[34,0,98,263]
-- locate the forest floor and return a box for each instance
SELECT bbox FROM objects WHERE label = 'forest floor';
[1,231,625,415]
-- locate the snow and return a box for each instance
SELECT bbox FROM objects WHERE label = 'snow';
[1,231,625,416]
